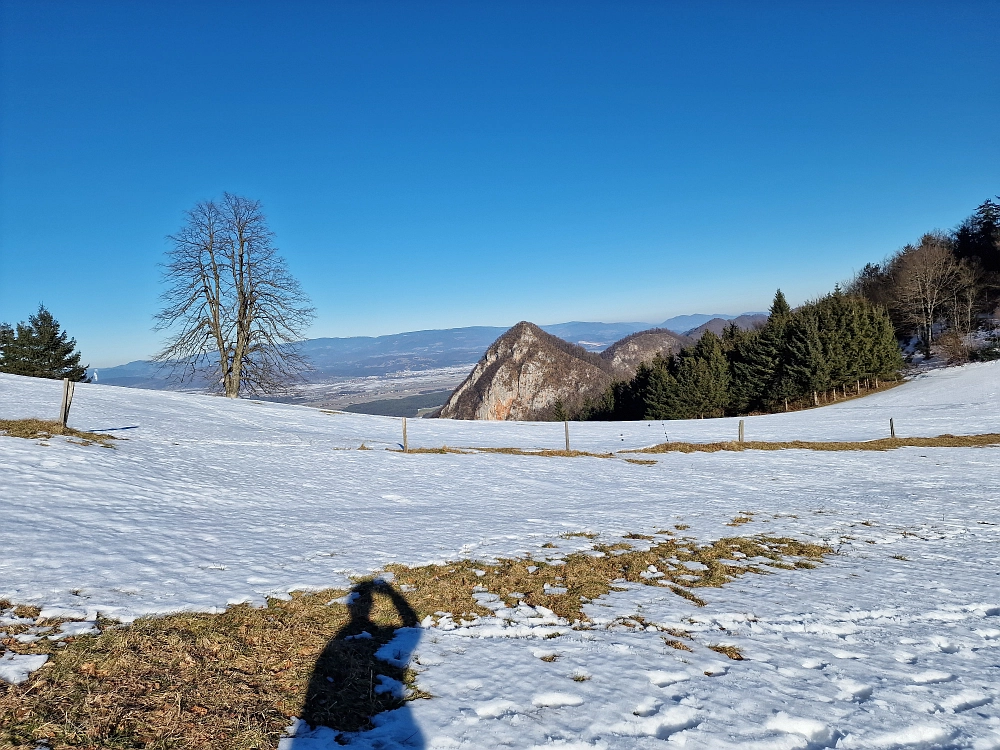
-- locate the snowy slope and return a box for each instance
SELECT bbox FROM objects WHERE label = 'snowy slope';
[2,365,999,749]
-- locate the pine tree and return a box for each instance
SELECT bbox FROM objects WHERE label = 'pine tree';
[0,305,89,381]
[637,356,678,420]
[953,198,1000,274]
[742,289,792,410]
[783,311,830,396]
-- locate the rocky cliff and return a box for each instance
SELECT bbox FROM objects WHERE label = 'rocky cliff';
[437,322,694,421]
[598,328,690,377]
[436,322,614,420]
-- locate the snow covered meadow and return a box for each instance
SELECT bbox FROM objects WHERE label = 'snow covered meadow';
[1,364,999,749]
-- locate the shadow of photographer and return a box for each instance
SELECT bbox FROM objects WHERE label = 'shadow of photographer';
[295,579,424,747]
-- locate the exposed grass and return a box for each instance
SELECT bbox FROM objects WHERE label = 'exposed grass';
[635,433,1000,454]
[394,446,614,458]
[399,446,471,454]
[727,515,754,527]
[623,458,657,465]
[1,533,830,749]
[663,639,693,652]
[0,419,117,447]
[708,644,744,660]
[474,447,614,458]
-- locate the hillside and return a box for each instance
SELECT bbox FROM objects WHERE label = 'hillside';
[437,322,615,420]
[92,316,765,388]
[598,327,691,376]
[438,323,698,421]
[683,312,767,338]
[1,364,999,748]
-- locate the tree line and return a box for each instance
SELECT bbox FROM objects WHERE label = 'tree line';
[847,197,999,361]
[580,289,903,421]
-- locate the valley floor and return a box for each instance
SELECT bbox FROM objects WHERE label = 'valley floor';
[1,365,999,749]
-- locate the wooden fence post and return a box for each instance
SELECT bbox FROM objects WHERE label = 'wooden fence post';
[738,419,745,443]
[59,378,75,428]
[402,417,408,452]
[889,418,895,439]
[564,420,570,452]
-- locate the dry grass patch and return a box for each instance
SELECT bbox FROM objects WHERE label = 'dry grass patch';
[623,458,657,465]
[475,447,614,458]
[0,419,116,447]
[663,639,693,652]
[708,644,744,660]
[0,584,426,750]
[388,534,829,623]
[395,446,614,458]
[727,515,754,527]
[399,446,471,454]
[635,433,1000,454]
[1,534,831,749]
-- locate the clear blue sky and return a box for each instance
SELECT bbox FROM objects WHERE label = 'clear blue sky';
[1,1,997,367]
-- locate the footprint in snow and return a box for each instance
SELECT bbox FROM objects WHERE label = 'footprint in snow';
[647,670,691,687]
[633,696,663,717]
[834,678,873,701]
[766,712,838,748]
[938,690,991,713]
[475,699,520,718]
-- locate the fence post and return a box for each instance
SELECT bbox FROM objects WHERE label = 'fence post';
[59,378,75,428]
[402,417,408,452]
[564,420,570,451]
[889,418,895,439]
[738,419,744,443]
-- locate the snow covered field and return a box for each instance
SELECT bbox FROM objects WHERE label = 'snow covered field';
[1,364,999,749]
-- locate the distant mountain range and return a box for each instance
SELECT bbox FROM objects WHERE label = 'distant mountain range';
[91,313,765,389]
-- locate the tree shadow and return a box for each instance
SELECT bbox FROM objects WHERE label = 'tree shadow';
[284,579,425,748]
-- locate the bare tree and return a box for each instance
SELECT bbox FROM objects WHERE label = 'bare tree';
[154,193,315,397]
[891,232,965,356]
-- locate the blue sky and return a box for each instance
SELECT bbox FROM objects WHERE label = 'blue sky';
[1,1,997,367]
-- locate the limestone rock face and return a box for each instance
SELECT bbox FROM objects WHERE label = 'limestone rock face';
[437,322,613,421]
[599,328,691,378]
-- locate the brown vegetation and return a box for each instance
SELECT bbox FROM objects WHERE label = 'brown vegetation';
[0,419,116,447]
[1,533,830,749]
[635,433,1000,454]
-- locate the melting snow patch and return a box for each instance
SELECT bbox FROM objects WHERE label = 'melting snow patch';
[475,699,520,718]
[50,620,100,639]
[0,652,48,685]
[373,674,405,699]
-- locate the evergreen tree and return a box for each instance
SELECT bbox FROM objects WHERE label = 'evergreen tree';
[783,310,830,396]
[953,198,1000,274]
[741,289,792,411]
[634,356,677,420]
[0,305,89,381]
